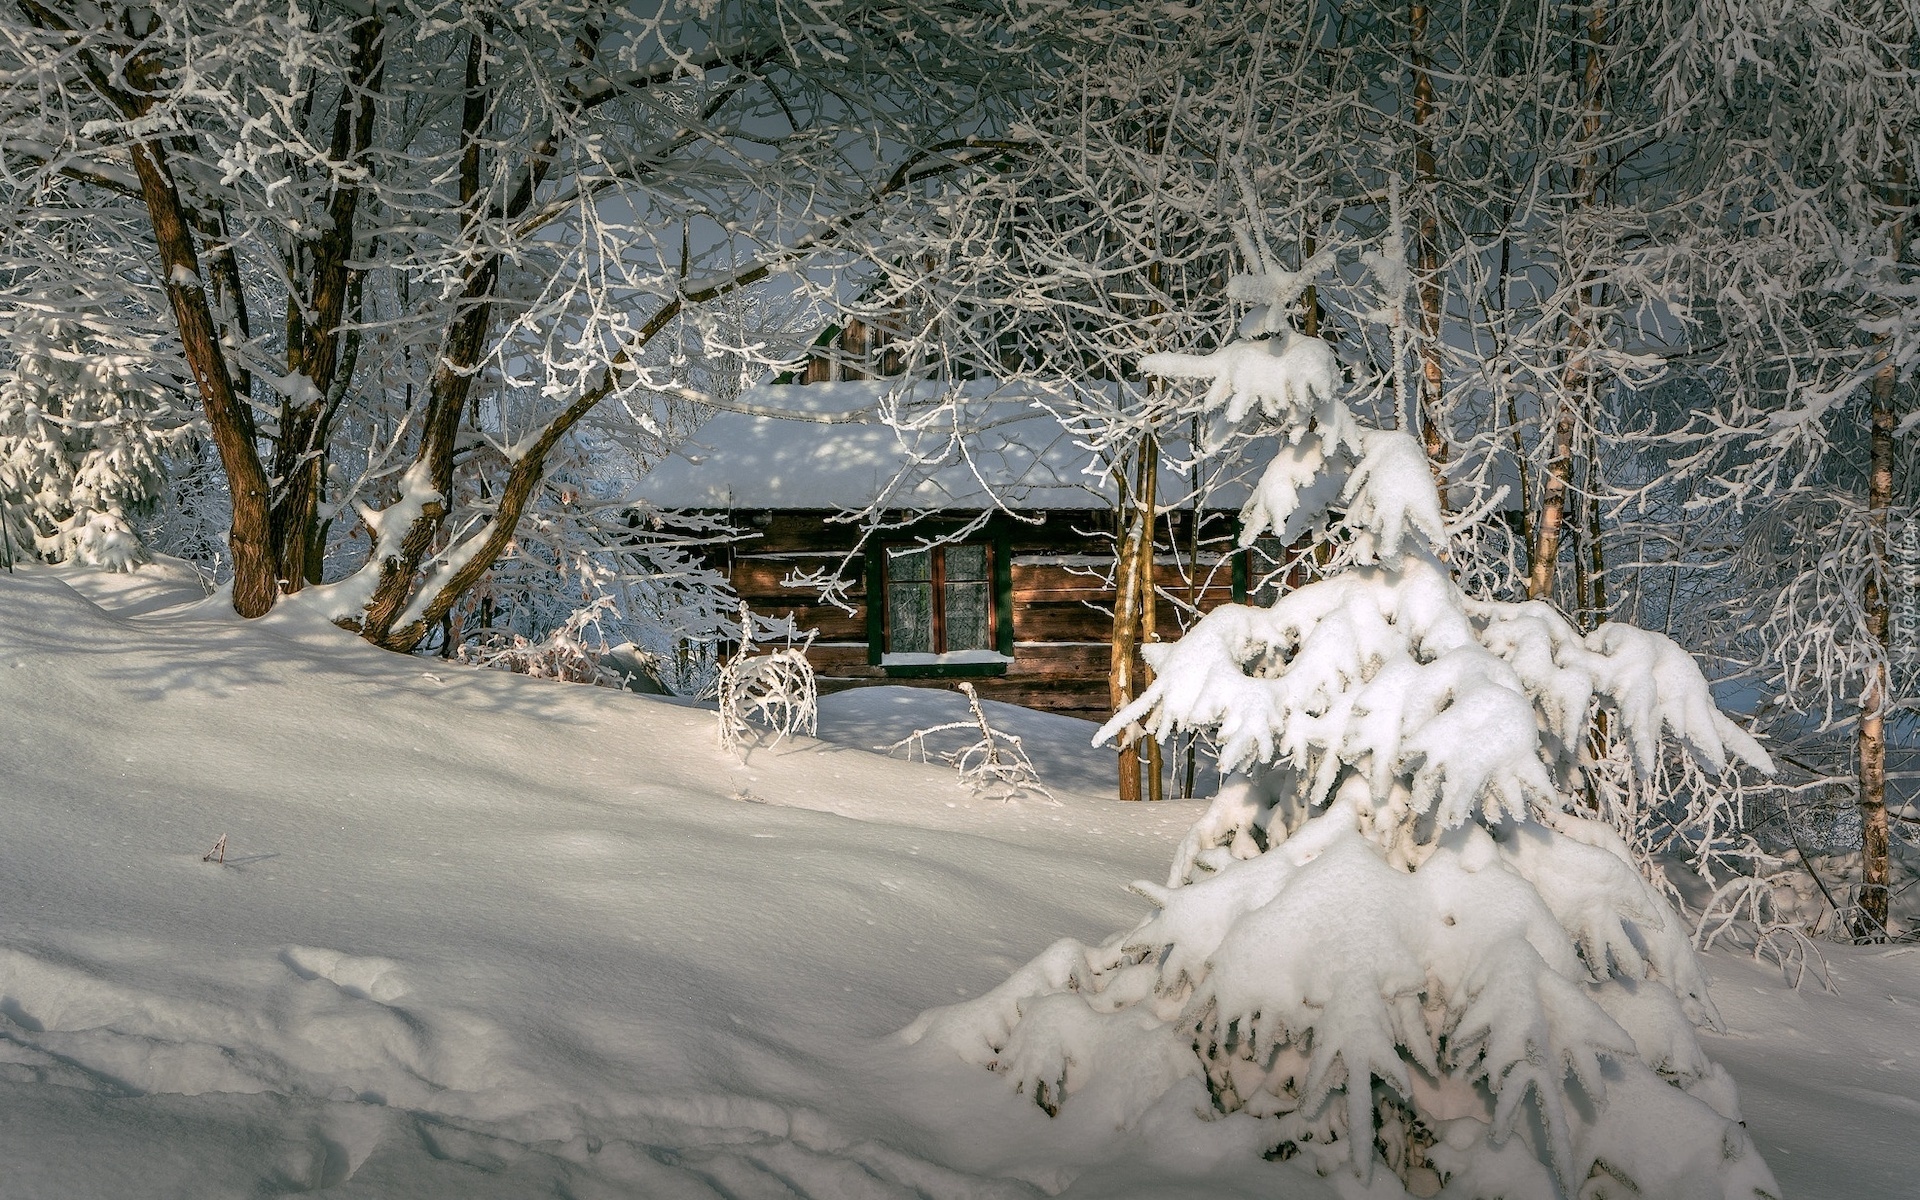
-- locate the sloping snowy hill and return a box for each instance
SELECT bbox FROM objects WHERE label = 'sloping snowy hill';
[0,563,1913,1199]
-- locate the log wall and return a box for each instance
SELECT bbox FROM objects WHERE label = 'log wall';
[716,509,1243,719]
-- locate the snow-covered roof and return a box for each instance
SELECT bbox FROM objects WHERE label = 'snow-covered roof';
[630,379,1250,512]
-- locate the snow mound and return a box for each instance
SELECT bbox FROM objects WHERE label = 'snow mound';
[1,555,1901,1199]
[0,566,1193,1198]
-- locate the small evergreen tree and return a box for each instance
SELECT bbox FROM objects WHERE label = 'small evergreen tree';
[0,304,182,570]
[904,249,1780,1198]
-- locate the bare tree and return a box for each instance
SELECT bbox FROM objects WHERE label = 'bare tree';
[1644,0,1920,938]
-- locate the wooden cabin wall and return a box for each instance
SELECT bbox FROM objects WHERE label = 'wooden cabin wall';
[794,316,905,384]
[719,509,1240,720]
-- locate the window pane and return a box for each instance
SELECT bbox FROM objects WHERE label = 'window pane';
[889,581,934,653]
[945,543,988,583]
[944,580,992,651]
[1250,536,1289,608]
[888,547,931,581]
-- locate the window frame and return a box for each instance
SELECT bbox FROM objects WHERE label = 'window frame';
[866,520,1015,678]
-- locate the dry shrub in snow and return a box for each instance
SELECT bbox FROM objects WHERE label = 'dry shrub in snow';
[884,682,1056,804]
[456,597,625,686]
[904,256,1780,1199]
[716,604,819,757]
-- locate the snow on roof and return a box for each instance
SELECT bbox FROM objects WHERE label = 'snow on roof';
[629,379,1100,511]
[630,379,1252,512]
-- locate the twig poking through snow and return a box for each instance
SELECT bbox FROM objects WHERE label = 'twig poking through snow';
[202,834,226,865]
[884,683,1057,804]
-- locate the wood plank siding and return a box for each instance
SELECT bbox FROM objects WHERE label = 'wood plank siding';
[714,508,1246,718]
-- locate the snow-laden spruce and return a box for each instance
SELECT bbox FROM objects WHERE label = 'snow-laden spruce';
[904,302,1780,1198]
[0,301,182,570]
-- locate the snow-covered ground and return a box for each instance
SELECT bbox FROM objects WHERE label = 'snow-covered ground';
[0,562,1910,1198]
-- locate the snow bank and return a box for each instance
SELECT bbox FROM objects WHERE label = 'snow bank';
[0,565,1214,1198]
[0,565,1910,1198]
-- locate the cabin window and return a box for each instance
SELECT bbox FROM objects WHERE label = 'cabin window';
[868,535,1014,676]
[885,544,992,653]
[1235,534,1319,606]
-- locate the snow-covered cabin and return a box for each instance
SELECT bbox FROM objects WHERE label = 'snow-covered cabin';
[631,378,1268,717]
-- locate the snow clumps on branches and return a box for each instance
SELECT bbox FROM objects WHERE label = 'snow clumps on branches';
[903,254,1780,1198]
[0,303,182,570]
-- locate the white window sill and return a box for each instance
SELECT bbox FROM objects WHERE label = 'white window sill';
[880,651,1013,667]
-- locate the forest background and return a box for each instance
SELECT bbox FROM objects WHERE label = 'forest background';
[0,0,1914,941]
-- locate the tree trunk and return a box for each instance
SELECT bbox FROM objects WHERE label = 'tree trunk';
[1586,486,1607,624]
[366,288,690,650]
[357,22,632,648]
[356,257,502,643]
[1528,0,1607,604]
[50,10,282,617]
[270,10,384,590]
[357,27,501,643]
[1855,352,1896,938]
[1180,416,1204,798]
[1410,1,1447,506]
[126,138,277,617]
[1849,132,1908,940]
[185,205,256,433]
[1529,394,1579,602]
[1139,441,1162,802]
[1111,444,1148,801]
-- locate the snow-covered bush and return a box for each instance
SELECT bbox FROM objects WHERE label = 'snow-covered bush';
[0,304,184,570]
[455,596,626,687]
[422,475,737,695]
[716,605,819,757]
[905,261,1780,1198]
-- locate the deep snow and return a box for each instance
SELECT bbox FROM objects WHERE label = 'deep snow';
[0,562,1911,1198]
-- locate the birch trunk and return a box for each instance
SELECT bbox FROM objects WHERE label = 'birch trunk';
[1529,0,1607,603]
[1111,444,1148,801]
[1855,351,1896,937]
[1139,441,1162,803]
[1409,1,1447,505]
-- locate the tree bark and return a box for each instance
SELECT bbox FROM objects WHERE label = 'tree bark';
[128,138,277,617]
[1854,344,1897,938]
[20,1,277,614]
[1111,443,1149,801]
[185,204,256,434]
[1529,391,1580,602]
[270,10,384,589]
[1586,486,1607,624]
[1528,0,1607,603]
[1409,1,1447,506]
[356,257,501,643]
[357,26,504,642]
[1138,441,1162,802]
[1848,129,1911,939]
